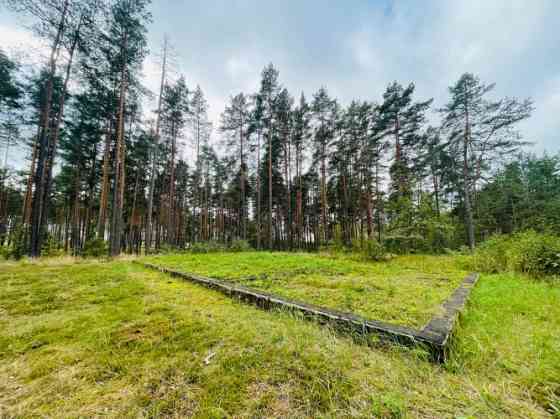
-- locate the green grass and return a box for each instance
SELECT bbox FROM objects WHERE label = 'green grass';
[0,255,558,417]
[142,252,469,328]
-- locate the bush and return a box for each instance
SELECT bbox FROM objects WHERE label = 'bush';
[156,243,178,254]
[362,239,387,261]
[421,218,458,253]
[81,238,108,258]
[229,239,252,252]
[3,225,27,260]
[0,226,26,260]
[319,240,345,255]
[470,231,560,277]
[383,234,427,254]
[0,246,10,260]
[191,241,227,254]
[346,239,388,261]
[41,235,64,257]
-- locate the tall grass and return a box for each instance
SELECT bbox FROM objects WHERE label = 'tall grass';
[465,231,560,278]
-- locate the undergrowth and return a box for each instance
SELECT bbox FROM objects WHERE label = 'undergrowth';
[0,257,558,417]
[464,231,560,278]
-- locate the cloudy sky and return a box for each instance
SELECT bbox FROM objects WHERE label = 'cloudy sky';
[2,0,559,156]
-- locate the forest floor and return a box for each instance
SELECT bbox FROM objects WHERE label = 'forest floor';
[0,254,559,418]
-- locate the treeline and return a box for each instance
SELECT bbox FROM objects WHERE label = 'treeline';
[1,0,556,258]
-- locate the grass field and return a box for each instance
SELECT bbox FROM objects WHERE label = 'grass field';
[0,255,559,417]
[142,252,470,328]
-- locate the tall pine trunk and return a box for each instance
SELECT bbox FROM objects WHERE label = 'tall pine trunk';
[22,127,40,227]
[168,120,177,245]
[146,37,167,252]
[29,0,69,257]
[40,18,82,250]
[97,119,112,238]
[463,108,475,250]
[268,129,273,249]
[239,122,246,240]
[256,128,261,249]
[109,31,128,257]
[320,150,327,245]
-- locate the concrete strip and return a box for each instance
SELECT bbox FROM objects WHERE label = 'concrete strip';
[421,273,480,357]
[137,261,478,362]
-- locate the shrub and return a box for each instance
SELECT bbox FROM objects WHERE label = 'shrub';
[421,218,458,253]
[362,239,387,261]
[191,241,226,254]
[0,246,10,260]
[319,240,345,256]
[470,231,560,277]
[5,225,27,260]
[347,239,388,261]
[229,239,252,252]
[0,226,26,260]
[156,243,178,254]
[41,235,64,257]
[81,238,108,258]
[383,234,427,254]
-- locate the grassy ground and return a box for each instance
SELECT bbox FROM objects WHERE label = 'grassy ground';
[0,255,558,418]
[142,252,469,328]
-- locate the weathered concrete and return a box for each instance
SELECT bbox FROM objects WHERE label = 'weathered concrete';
[421,273,480,359]
[137,261,479,362]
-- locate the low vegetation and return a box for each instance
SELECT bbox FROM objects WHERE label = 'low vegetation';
[142,252,468,328]
[466,231,560,277]
[1,256,558,417]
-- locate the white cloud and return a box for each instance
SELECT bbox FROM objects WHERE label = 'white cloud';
[225,56,251,80]
[0,23,36,47]
[2,0,559,163]
[0,22,47,64]
[518,75,560,152]
[339,0,559,151]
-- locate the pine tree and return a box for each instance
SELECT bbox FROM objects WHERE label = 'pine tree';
[189,85,211,242]
[146,35,168,252]
[220,93,250,240]
[291,93,311,248]
[106,0,151,257]
[377,82,432,200]
[440,73,532,249]
[255,64,280,248]
[160,76,189,245]
[311,87,336,245]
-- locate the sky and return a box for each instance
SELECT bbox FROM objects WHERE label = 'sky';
[1,0,559,160]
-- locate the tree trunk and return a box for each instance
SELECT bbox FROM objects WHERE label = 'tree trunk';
[40,17,83,250]
[463,109,475,250]
[146,37,167,253]
[256,127,262,249]
[29,0,70,257]
[71,169,81,255]
[375,157,382,243]
[283,137,291,249]
[109,31,128,257]
[239,119,246,240]
[320,152,327,244]
[97,119,112,238]
[22,127,40,227]
[168,120,177,245]
[268,129,273,249]
[128,169,140,251]
[433,171,440,218]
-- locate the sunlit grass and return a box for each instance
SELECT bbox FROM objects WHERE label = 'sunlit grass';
[0,256,558,417]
